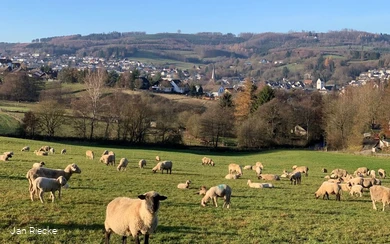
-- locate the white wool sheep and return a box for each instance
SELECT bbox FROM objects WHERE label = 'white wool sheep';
[117,158,129,171]
[289,171,301,185]
[254,166,262,177]
[152,161,172,174]
[102,150,109,156]
[224,173,241,180]
[0,154,10,161]
[197,186,208,195]
[138,159,146,169]
[247,180,274,188]
[255,162,264,170]
[228,163,243,176]
[85,150,94,159]
[369,170,376,178]
[354,167,369,176]
[32,161,45,168]
[330,168,348,178]
[49,147,55,154]
[26,163,81,192]
[370,185,390,211]
[362,178,379,189]
[34,150,48,156]
[202,157,215,166]
[350,185,363,197]
[315,181,341,201]
[21,146,30,152]
[100,154,115,166]
[378,169,386,179]
[30,176,68,203]
[338,183,351,192]
[104,191,167,243]
[291,165,309,176]
[347,177,363,186]
[243,165,252,170]
[155,155,160,161]
[3,151,13,158]
[177,180,191,189]
[61,149,66,154]
[258,174,280,181]
[201,184,231,208]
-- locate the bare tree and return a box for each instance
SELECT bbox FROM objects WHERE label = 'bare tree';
[35,100,65,137]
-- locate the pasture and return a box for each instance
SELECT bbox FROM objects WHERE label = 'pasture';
[1,136,390,243]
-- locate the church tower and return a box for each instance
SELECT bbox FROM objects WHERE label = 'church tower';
[210,64,216,82]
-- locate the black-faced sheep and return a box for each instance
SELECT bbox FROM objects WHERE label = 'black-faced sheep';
[247,180,274,188]
[32,161,45,168]
[289,171,301,185]
[378,169,386,179]
[117,158,129,171]
[61,149,66,154]
[138,159,146,169]
[0,154,10,161]
[104,191,167,244]
[292,165,309,176]
[30,176,68,203]
[224,173,241,180]
[370,185,390,211]
[21,146,30,152]
[201,184,231,208]
[86,150,94,159]
[152,161,172,174]
[177,180,191,189]
[315,181,341,201]
[228,163,243,176]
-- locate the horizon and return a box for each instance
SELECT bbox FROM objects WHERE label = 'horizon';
[3,0,390,43]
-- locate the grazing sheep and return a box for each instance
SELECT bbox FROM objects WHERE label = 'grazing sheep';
[258,174,280,181]
[254,166,262,177]
[30,176,68,203]
[61,149,66,154]
[350,185,363,197]
[330,168,348,178]
[49,147,55,154]
[117,158,129,171]
[201,184,231,208]
[354,167,369,177]
[228,163,243,176]
[32,161,45,168]
[177,180,191,189]
[347,177,363,186]
[102,150,109,156]
[322,168,328,173]
[315,181,341,201]
[34,150,48,156]
[138,159,147,169]
[39,146,50,152]
[362,178,378,189]
[26,163,81,192]
[247,180,274,188]
[378,169,386,179]
[155,156,160,161]
[292,165,309,176]
[197,186,208,195]
[152,161,172,174]
[202,157,215,166]
[243,165,252,170]
[224,173,241,180]
[100,154,115,166]
[339,183,351,192]
[369,170,376,178]
[104,191,167,244]
[86,150,94,159]
[289,171,302,185]
[21,146,30,152]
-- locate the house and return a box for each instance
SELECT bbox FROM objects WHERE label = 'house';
[170,79,190,94]
[316,78,324,90]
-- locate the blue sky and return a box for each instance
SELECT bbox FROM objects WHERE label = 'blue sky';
[3,0,389,43]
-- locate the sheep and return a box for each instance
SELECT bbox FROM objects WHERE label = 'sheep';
[21,146,30,152]
[322,168,328,173]
[107,151,115,165]
[102,150,109,156]
[32,161,45,168]
[362,178,378,189]
[255,162,264,170]
[49,147,55,154]
[254,166,262,177]
[330,168,348,178]
[155,156,160,161]
[347,177,363,186]
[289,171,301,185]
[138,159,147,169]
[34,150,48,156]
[369,170,376,178]
[243,165,252,170]
[117,158,129,171]
[86,150,94,159]
[100,154,115,166]
[104,191,167,244]
[39,146,50,152]
[201,184,231,208]
[202,157,215,166]
[354,167,369,177]
[0,154,10,161]
[258,174,280,181]
[280,169,290,178]
[26,163,81,192]
[152,161,172,174]
[339,183,351,192]
[30,176,68,203]
[292,165,309,176]
[224,173,241,180]
[61,149,66,154]
[247,180,274,188]
[370,185,390,211]
[378,168,386,179]
[315,181,341,201]
[177,180,191,189]
[197,186,208,195]
[350,185,363,197]
[228,163,243,176]
[3,151,13,158]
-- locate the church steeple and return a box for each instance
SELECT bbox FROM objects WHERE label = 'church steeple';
[211,64,215,82]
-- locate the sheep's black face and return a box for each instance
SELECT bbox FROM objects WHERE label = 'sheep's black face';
[139,192,167,213]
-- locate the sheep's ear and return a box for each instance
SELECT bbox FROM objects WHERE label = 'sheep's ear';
[158,195,167,201]
[138,194,146,200]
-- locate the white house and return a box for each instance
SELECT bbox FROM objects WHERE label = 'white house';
[316,78,324,90]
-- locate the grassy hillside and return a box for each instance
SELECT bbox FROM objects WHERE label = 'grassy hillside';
[0,112,21,135]
[1,136,390,243]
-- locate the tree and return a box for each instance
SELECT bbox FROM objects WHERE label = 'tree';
[234,78,254,121]
[219,92,234,108]
[106,70,119,87]
[0,73,43,101]
[21,111,40,137]
[282,66,290,78]
[252,85,275,112]
[35,100,65,137]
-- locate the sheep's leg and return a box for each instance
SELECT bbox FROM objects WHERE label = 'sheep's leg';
[39,190,44,203]
[144,234,150,244]
[372,200,377,210]
[104,228,112,244]
[133,235,140,244]
[58,189,61,200]
[51,191,56,203]
[30,189,35,201]
[121,235,127,244]
[213,197,218,207]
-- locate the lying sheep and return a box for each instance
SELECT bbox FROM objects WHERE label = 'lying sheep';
[32,161,45,168]
[34,150,48,156]
[3,151,13,158]
[21,146,30,152]
[86,150,94,160]
[350,185,363,197]
[30,176,68,203]
[117,158,129,171]
[104,191,167,244]
[315,181,341,201]
[138,159,146,169]
[152,161,172,174]
[201,184,231,208]
[100,154,115,166]
[247,180,274,188]
[289,171,301,185]
[228,163,243,176]
[280,169,290,178]
[292,165,309,176]
[177,180,191,189]
[258,174,280,181]
[26,163,81,192]
[61,149,66,154]
[0,154,10,161]
[378,168,386,179]
[39,146,50,152]
[243,165,252,170]
[225,173,241,180]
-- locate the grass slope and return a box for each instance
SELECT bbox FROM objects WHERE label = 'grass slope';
[0,136,390,243]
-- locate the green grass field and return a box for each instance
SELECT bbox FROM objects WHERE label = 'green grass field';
[1,136,390,243]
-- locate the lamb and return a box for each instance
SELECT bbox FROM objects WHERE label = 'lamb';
[254,166,262,177]
[350,185,363,197]
[117,158,129,171]
[104,191,167,244]
[30,176,68,203]
[258,174,280,181]
[330,168,348,178]
[370,185,390,211]
[155,156,160,161]
[315,181,341,201]
[61,149,66,154]
[378,169,386,179]
[34,150,48,156]
[224,173,241,180]
[228,163,243,176]
[26,163,81,192]
[243,165,252,170]
[138,159,147,169]
[86,150,94,159]
[197,186,208,195]
[100,154,115,166]
[292,165,309,176]
[201,184,231,208]
[247,180,274,188]
[32,161,45,168]
[177,180,191,189]
[49,147,55,154]
[289,171,301,185]
[322,168,328,173]
[21,146,30,152]
[202,157,215,166]
[152,161,172,174]
[354,167,369,176]
[3,151,13,158]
